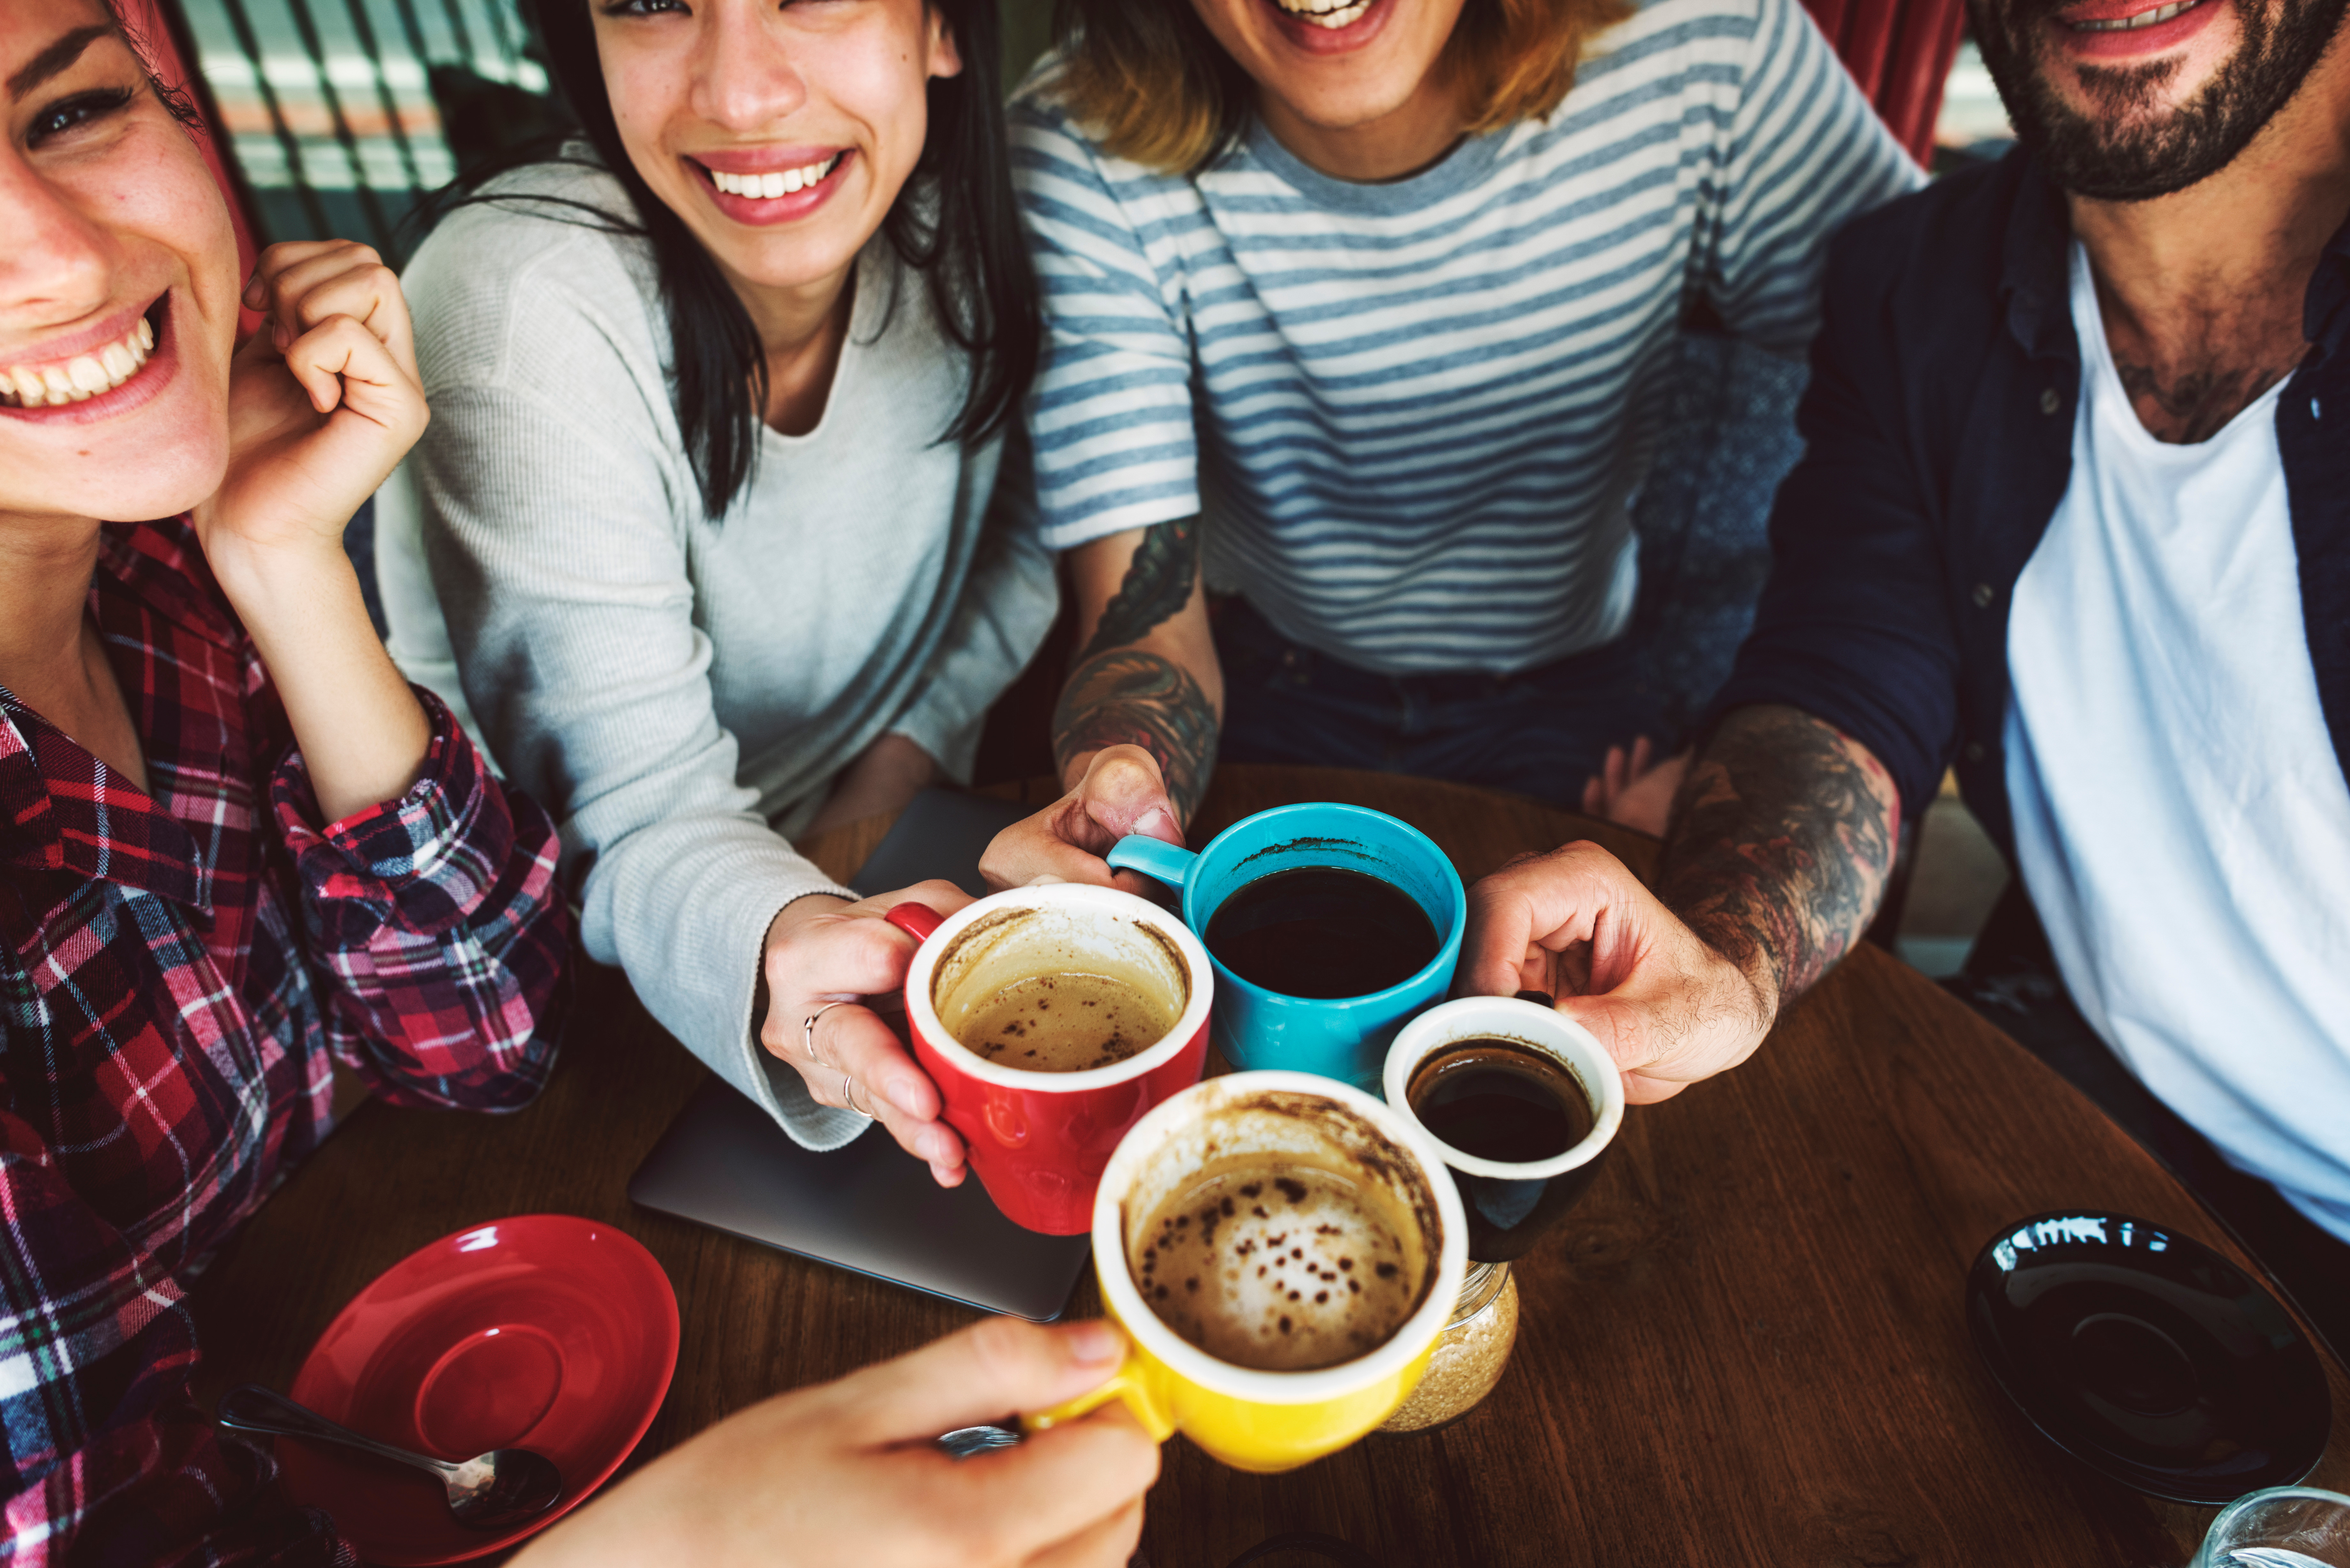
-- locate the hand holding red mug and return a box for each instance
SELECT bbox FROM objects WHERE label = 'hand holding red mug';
[882,884,1214,1235]
[758,881,976,1187]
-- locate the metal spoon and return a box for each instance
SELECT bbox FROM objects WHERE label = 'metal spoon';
[218,1384,563,1529]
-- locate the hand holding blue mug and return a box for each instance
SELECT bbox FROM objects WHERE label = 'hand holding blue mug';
[1108,803,1466,1088]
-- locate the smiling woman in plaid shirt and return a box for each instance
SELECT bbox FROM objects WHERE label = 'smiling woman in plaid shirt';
[0,0,574,1556]
[0,4,1181,1564]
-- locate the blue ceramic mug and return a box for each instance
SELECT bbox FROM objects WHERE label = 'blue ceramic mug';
[1107,803,1467,1089]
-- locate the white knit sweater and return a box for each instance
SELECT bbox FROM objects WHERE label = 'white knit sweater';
[386,157,1056,1148]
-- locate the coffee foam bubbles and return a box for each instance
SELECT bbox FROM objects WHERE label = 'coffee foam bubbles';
[957,970,1175,1073]
[929,903,1191,1075]
[1132,1160,1415,1372]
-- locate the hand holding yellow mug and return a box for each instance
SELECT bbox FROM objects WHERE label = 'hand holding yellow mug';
[1026,1071,1468,1472]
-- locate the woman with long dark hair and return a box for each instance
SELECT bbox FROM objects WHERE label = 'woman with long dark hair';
[390,0,1053,1182]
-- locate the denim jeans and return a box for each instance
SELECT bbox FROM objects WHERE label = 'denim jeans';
[1210,597,1666,809]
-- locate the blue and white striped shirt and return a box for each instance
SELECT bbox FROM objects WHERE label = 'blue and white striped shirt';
[1011,0,1922,674]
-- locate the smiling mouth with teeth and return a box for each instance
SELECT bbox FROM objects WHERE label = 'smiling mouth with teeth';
[0,307,160,410]
[2069,0,2204,31]
[703,153,845,200]
[1272,0,1376,29]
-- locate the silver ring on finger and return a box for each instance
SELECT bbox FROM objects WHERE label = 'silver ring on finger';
[842,1070,874,1119]
[803,1001,850,1068]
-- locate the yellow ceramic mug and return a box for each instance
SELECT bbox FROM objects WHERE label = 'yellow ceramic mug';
[1026,1071,1468,1472]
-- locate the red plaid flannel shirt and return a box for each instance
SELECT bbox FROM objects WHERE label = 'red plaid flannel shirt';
[0,521,570,1565]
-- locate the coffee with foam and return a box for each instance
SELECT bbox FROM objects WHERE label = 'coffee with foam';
[1130,1156,1421,1372]
[927,902,1191,1076]
[956,971,1177,1074]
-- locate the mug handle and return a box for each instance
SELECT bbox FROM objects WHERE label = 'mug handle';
[1022,1338,1176,1444]
[884,902,945,942]
[1107,836,1197,891]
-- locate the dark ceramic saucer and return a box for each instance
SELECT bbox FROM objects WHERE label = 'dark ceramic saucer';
[1966,1211,2329,1504]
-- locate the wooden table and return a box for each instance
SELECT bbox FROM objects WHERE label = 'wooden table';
[190,766,2349,1567]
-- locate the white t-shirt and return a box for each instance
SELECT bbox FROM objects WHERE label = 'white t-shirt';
[2005,243,2350,1241]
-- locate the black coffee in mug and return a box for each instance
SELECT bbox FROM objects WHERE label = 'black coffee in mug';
[1407,1041,1593,1163]
[1203,866,1439,1000]
[1406,1038,1605,1263]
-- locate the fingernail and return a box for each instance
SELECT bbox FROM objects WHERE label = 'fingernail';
[1135,808,1176,841]
[890,1080,928,1119]
[1067,1320,1123,1365]
[1023,873,1067,887]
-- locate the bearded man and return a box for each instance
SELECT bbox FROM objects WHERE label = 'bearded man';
[1459,0,2350,1352]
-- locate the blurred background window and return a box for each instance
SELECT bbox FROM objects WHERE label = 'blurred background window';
[164,0,563,264]
[155,0,2000,270]
[1933,22,2020,173]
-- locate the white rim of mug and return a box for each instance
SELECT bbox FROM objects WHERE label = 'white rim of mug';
[1090,1070,1471,1404]
[1189,802,1470,1009]
[1382,997,1627,1181]
[902,883,1216,1092]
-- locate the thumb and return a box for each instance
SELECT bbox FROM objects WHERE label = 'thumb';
[1079,749,1182,846]
[1125,804,1182,845]
[839,1317,1128,1444]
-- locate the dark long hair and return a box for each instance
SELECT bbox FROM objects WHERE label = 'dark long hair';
[462,0,1038,520]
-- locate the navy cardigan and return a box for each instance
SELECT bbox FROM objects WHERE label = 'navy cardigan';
[1715,149,2350,860]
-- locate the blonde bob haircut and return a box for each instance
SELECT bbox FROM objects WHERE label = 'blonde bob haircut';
[1051,0,1636,175]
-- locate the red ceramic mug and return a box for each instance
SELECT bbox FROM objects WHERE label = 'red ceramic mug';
[884,884,1213,1235]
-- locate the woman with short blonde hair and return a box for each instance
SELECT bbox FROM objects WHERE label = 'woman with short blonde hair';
[982,0,1924,894]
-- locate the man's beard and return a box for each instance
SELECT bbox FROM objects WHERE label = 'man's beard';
[1972,0,2350,200]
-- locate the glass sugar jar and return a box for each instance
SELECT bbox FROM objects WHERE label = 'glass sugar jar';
[1379,1261,1519,1432]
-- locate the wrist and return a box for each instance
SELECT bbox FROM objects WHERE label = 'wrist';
[1716,936,1783,1038]
[874,732,940,780]
[1675,907,1782,1036]
[202,533,361,621]
[1731,956,1781,1040]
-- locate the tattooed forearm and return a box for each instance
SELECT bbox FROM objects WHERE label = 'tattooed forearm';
[1054,516,1220,818]
[1054,650,1218,824]
[1657,705,1900,1011]
[1074,516,1201,665]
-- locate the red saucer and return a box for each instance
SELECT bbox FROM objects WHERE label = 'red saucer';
[278,1216,679,1565]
